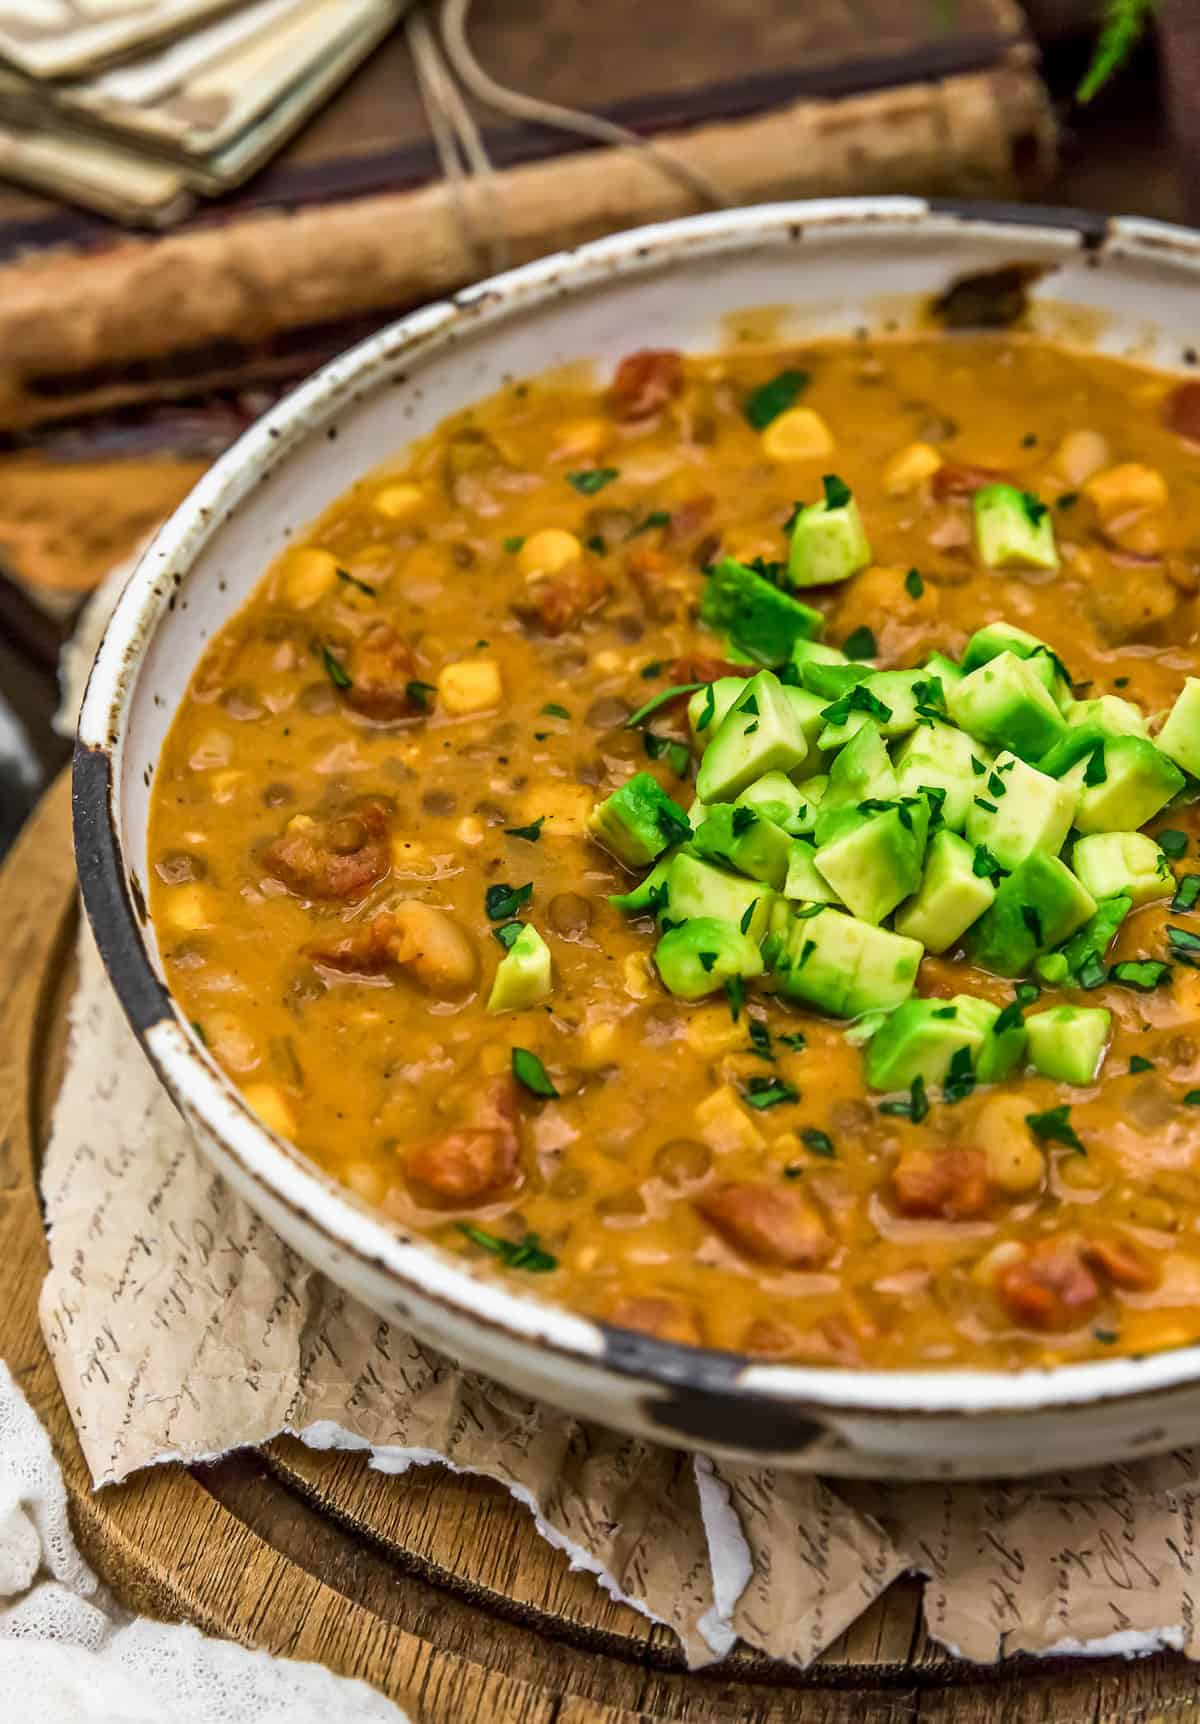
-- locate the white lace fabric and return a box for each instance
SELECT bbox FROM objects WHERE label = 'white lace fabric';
[0,1362,409,1724]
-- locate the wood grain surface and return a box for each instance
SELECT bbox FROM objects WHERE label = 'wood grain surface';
[4,773,1200,1721]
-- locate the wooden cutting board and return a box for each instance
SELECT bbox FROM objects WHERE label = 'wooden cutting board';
[2,773,1196,1722]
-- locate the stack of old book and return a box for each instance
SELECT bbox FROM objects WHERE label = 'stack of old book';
[0,0,405,226]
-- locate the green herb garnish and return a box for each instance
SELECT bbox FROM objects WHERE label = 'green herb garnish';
[802,1128,836,1158]
[879,1074,928,1123]
[842,626,877,661]
[486,882,533,920]
[504,817,545,842]
[1172,876,1200,913]
[823,473,852,510]
[731,808,758,838]
[744,368,810,430]
[1109,959,1173,991]
[625,682,704,729]
[820,684,893,728]
[1026,1103,1085,1153]
[541,703,570,720]
[336,567,376,596]
[905,567,925,598]
[943,1046,976,1105]
[725,975,745,1022]
[1021,490,1049,527]
[319,645,352,690]
[739,897,759,933]
[511,1047,559,1098]
[502,535,525,553]
[458,1223,557,1272]
[1129,1055,1155,1073]
[406,678,438,712]
[566,467,619,494]
[628,510,672,537]
[1158,830,1189,859]
[1083,742,1108,787]
[696,682,717,733]
[492,921,523,951]
[743,1076,800,1110]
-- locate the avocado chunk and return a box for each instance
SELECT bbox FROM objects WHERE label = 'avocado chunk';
[1036,721,1113,779]
[608,851,680,915]
[1025,1005,1111,1085]
[973,483,1059,572]
[893,828,996,953]
[692,804,792,888]
[785,774,827,838]
[734,769,808,832]
[487,924,552,1013]
[772,905,923,1017]
[947,650,1067,762]
[814,722,899,844]
[1060,735,1184,833]
[696,670,809,803]
[1066,694,1149,740]
[964,751,1078,870]
[787,481,872,588]
[783,837,844,905]
[959,995,1028,1083]
[781,685,833,776]
[893,720,990,831]
[798,658,874,701]
[923,649,964,691]
[960,621,1070,707]
[817,668,926,750]
[1157,677,1200,778]
[687,676,749,740]
[865,995,992,1092]
[1036,895,1131,987]
[663,851,774,941]
[1071,831,1172,907]
[813,797,930,925]
[654,916,764,1000]
[588,771,692,867]
[700,556,823,664]
[969,851,1097,977]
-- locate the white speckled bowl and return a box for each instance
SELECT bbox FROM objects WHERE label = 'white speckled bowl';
[74,197,1200,1477]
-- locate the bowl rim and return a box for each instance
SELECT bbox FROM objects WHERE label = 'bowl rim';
[73,193,1200,1428]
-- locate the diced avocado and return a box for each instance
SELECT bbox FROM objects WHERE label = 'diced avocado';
[798,659,874,701]
[781,686,832,776]
[783,838,843,904]
[772,905,923,1018]
[1071,831,1172,907]
[814,723,899,844]
[734,770,807,831]
[973,483,1059,573]
[818,669,925,751]
[894,720,991,831]
[588,771,692,867]
[1157,678,1200,779]
[663,851,774,941]
[700,556,823,665]
[1067,694,1149,740]
[893,828,996,952]
[947,651,1067,763]
[608,851,679,914]
[814,798,930,925]
[964,751,1078,870]
[688,676,749,740]
[1061,735,1185,833]
[1025,1005,1111,1086]
[696,670,809,803]
[787,481,872,588]
[787,774,827,837]
[866,995,991,1092]
[958,995,1028,1083]
[693,804,792,888]
[791,639,851,672]
[923,650,964,691]
[969,852,1097,977]
[1037,895,1131,988]
[654,916,765,1000]
[487,924,552,1012]
[1037,722,1111,779]
[960,621,1069,707]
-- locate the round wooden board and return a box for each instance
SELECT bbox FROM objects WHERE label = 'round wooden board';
[3,773,1198,1723]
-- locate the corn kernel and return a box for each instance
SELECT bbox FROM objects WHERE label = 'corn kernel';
[518,528,582,580]
[1053,429,1109,486]
[623,952,654,999]
[685,1004,746,1057]
[694,1085,765,1154]
[883,440,942,495]
[280,546,339,609]
[578,1020,620,1068]
[242,1083,297,1139]
[438,658,503,715]
[554,417,610,462]
[208,770,247,804]
[373,482,425,520]
[591,650,622,674]
[761,406,835,462]
[1083,462,1168,518]
[344,1160,386,1204]
[523,781,593,837]
[455,815,486,845]
[163,884,215,932]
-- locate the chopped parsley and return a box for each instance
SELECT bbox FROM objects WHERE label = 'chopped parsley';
[511,1047,559,1098]
[820,684,893,728]
[1167,924,1200,966]
[1158,829,1189,859]
[942,1046,976,1105]
[1021,490,1049,526]
[1083,742,1108,787]
[802,1128,836,1158]
[1015,981,1041,1006]
[655,802,693,847]
[319,645,352,689]
[504,817,545,842]
[644,731,691,777]
[1109,959,1173,991]
[993,998,1025,1035]
[640,660,664,679]
[823,473,852,510]
[744,368,810,429]
[406,678,438,712]
[739,897,759,933]
[698,951,718,973]
[458,1223,557,1272]
[731,807,758,838]
[973,844,1001,881]
[587,534,607,554]
[486,882,533,921]
[1172,875,1200,913]
[1057,491,1079,511]
[743,1076,799,1110]
[1026,1103,1085,1152]
[974,798,997,815]
[336,567,376,596]
[905,567,925,599]
[492,921,524,951]
[696,683,717,733]
[566,467,619,494]
[970,756,987,777]
[625,682,704,729]
[502,535,525,553]
[1185,1091,1200,1106]
[628,509,672,537]
[1020,905,1043,945]
[986,771,1007,799]
[540,702,570,720]
[842,626,877,661]
[778,1031,807,1051]
[748,1018,774,1058]
[725,975,745,1022]
[1129,1055,1156,1073]
[879,1074,929,1123]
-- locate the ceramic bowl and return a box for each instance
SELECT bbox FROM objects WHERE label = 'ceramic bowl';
[75,197,1200,1477]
